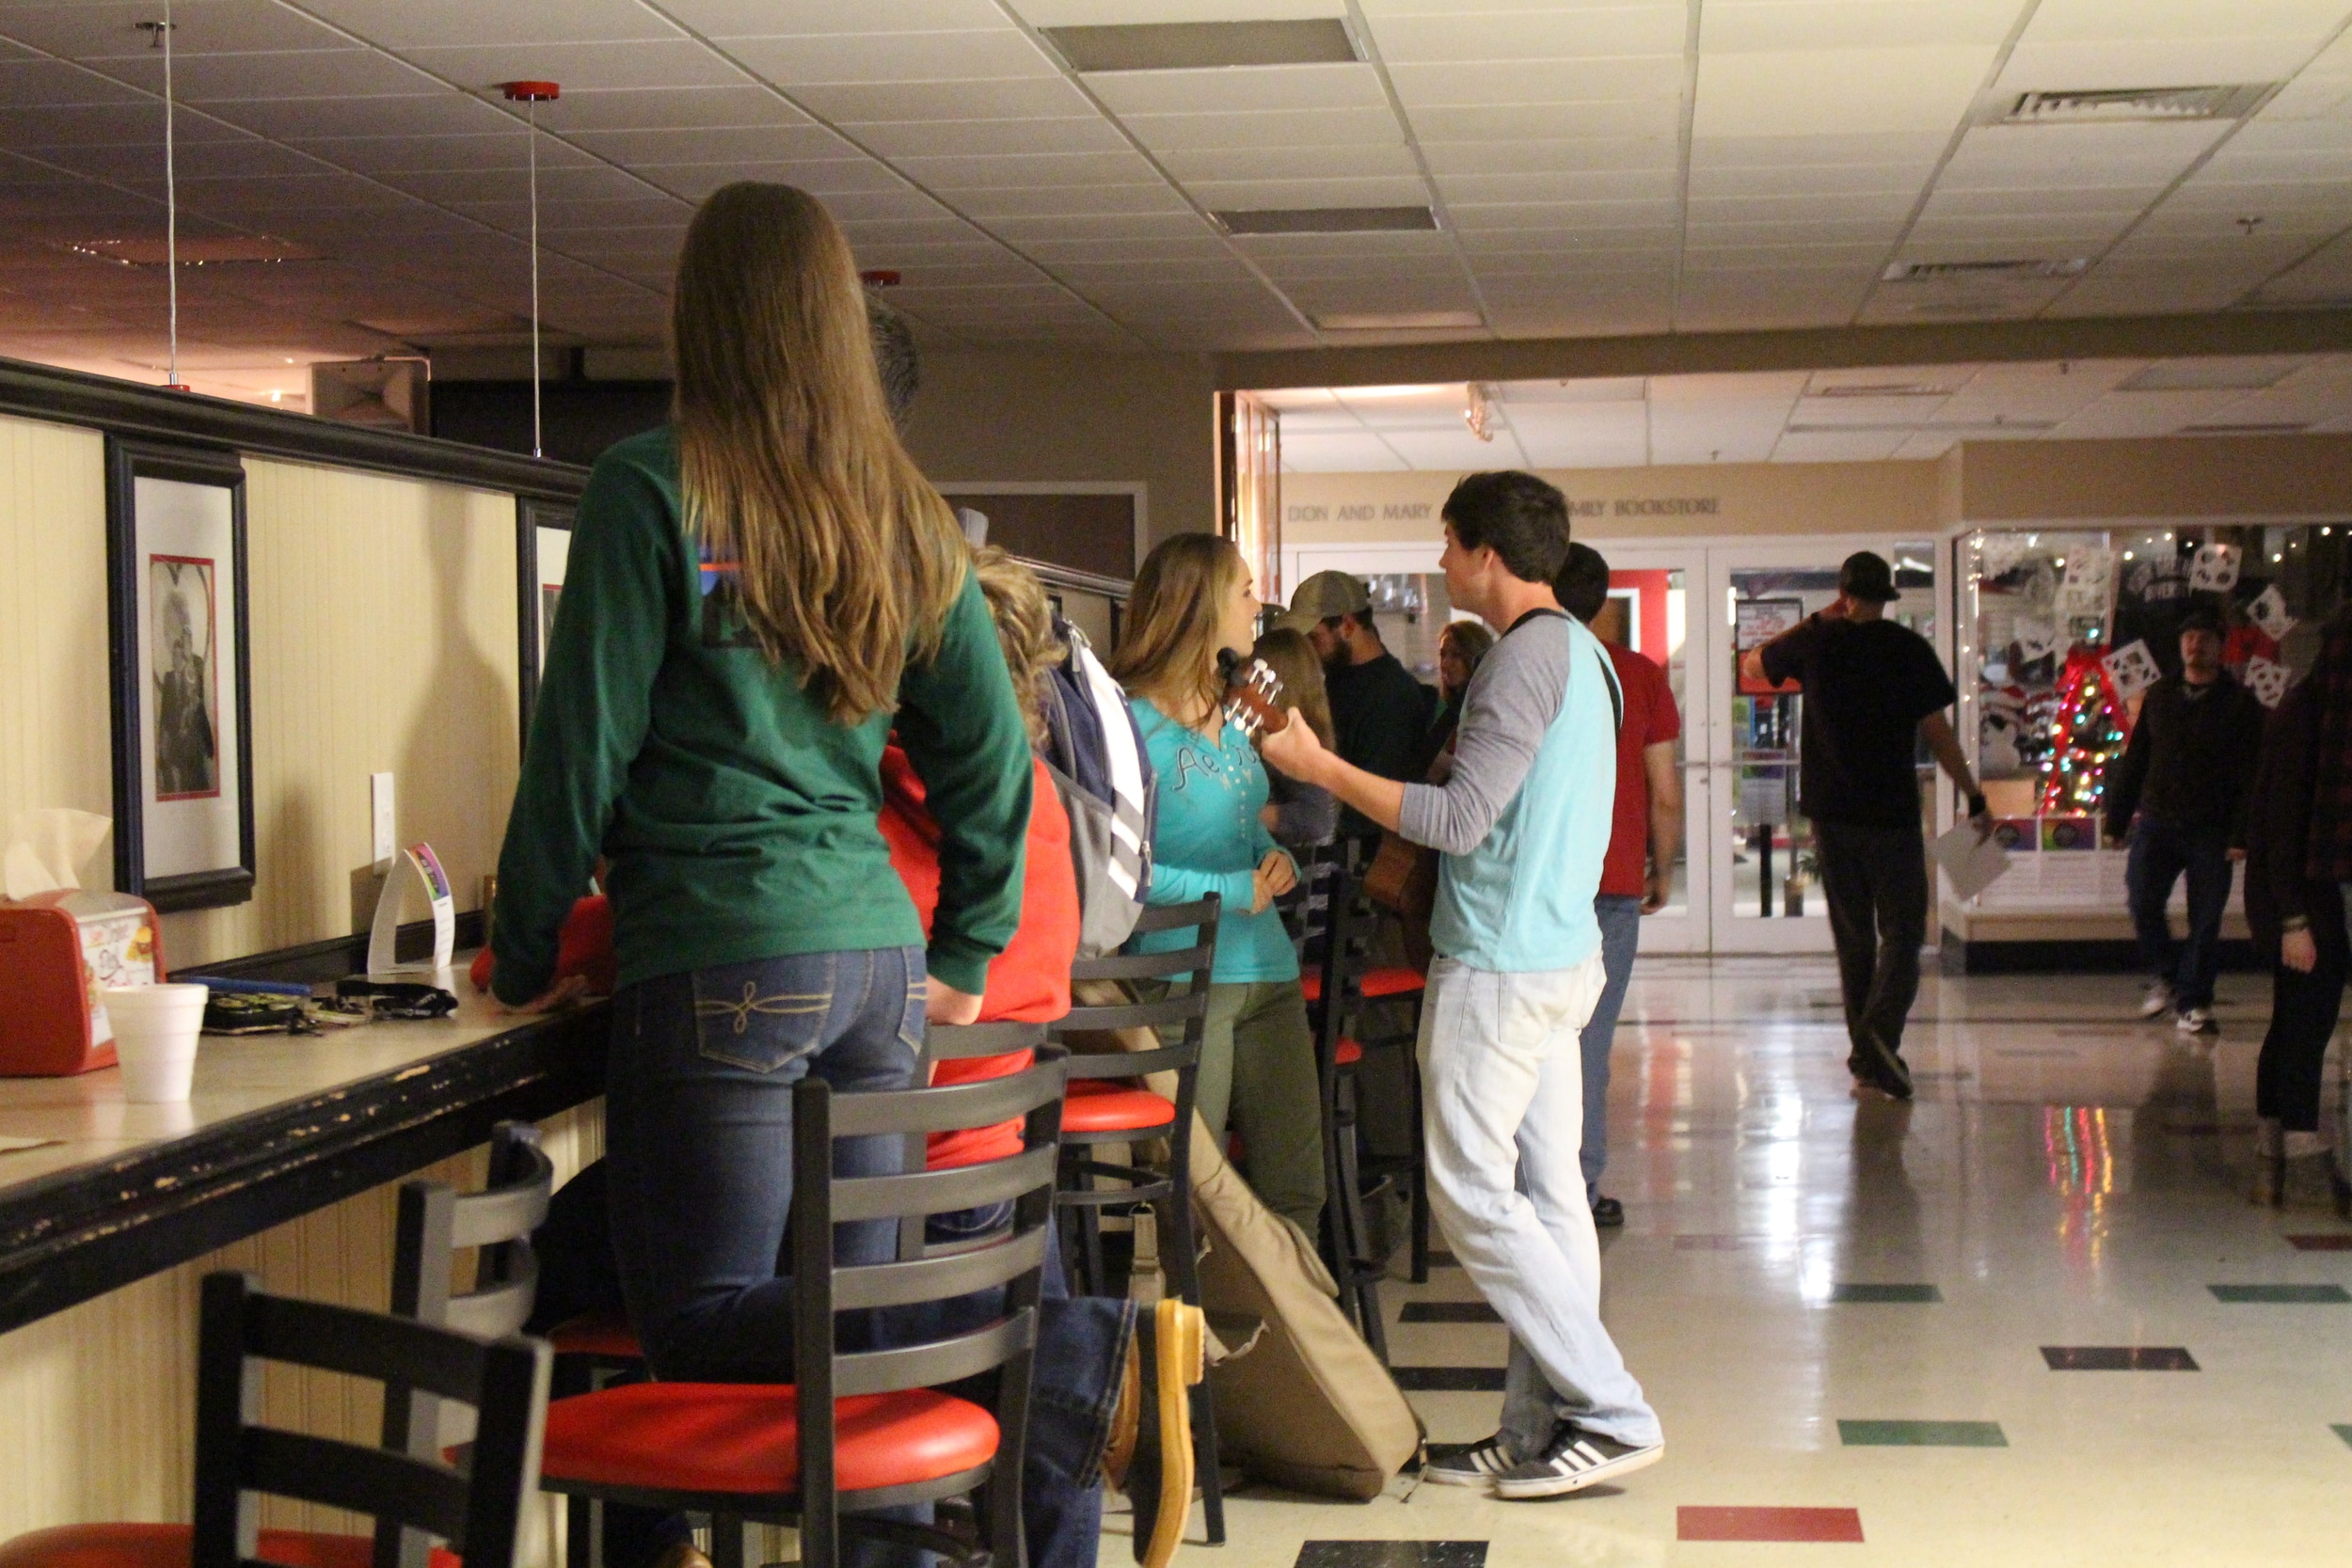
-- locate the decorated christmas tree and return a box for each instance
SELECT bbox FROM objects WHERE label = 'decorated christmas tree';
[2038,647,2131,816]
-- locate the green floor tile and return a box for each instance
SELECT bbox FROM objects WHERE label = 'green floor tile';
[1829,1283,1944,1303]
[2209,1284,2352,1304]
[1838,1419,2008,1448]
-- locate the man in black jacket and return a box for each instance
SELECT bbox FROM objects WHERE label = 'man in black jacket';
[2104,606,2266,1034]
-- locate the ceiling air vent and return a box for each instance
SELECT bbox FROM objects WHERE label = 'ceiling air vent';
[2182,421,2312,435]
[1216,206,1437,235]
[1312,309,1484,331]
[1046,19,1359,72]
[1809,384,1950,399]
[1882,259,2088,283]
[1994,85,2271,124]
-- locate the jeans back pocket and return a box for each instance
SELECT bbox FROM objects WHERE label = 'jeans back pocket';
[692,954,837,1073]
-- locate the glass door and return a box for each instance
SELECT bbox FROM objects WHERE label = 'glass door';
[1703,541,1941,954]
[1588,545,1710,954]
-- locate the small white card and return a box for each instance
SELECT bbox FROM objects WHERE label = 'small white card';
[2056,548,2115,618]
[2102,639,2163,702]
[2246,655,2292,709]
[1933,821,2012,901]
[2249,583,2296,641]
[366,841,455,975]
[2189,542,2241,592]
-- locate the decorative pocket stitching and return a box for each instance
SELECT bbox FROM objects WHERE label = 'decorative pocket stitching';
[693,981,830,1037]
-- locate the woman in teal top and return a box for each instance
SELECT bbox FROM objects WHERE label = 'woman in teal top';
[1109,534,1326,1235]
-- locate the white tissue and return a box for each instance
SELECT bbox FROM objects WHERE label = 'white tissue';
[3,809,111,900]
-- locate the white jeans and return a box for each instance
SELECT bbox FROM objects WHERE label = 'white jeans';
[1419,951,1662,1449]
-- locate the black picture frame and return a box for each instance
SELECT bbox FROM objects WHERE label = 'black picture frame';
[105,436,256,912]
[515,495,575,745]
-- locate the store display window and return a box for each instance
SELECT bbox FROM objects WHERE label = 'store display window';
[1957,522,2352,910]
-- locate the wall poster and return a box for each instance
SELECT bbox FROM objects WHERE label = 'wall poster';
[515,496,576,743]
[104,437,254,911]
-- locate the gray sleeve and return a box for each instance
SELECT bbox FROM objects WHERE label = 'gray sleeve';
[1399,621,1568,855]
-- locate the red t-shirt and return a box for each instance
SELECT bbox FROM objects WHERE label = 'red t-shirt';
[1599,642,1681,898]
[880,745,1078,1169]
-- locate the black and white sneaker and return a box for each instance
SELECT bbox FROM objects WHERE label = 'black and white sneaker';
[1491,1422,1662,1499]
[1422,1433,1519,1487]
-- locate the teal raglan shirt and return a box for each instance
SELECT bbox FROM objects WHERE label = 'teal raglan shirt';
[1126,698,1300,984]
[489,426,1032,1005]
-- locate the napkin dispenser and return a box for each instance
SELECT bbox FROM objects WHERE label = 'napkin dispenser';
[0,891,163,1076]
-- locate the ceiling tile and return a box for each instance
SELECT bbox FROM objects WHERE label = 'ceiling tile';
[207,91,518,138]
[1388,56,1688,106]
[1405,102,1682,140]
[1437,169,1681,203]
[299,0,686,48]
[87,49,443,101]
[0,57,149,107]
[795,76,1098,121]
[1772,428,1910,461]
[670,0,1009,32]
[566,124,858,163]
[1120,106,1403,150]
[723,31,1060,86]
[1422,136,1678,176]
[0,0,355,56]
[1370,6,1691,59]
[1087,63,1390,115]
[526,87,810,132]
[1279,430,1411,472]
[893,150,1164,189]
[851,116,1134,156]
[1998,38,2328,93]
[0,99,254,143]
[1184,174,1430,207]
[1686,162,1935,198]
[1687,190,1922,223]
[597,159,908,201]
[398,40,752,93]
[1702,0,2017,52]
[1694,46,1999,137]
[282,131,601,173]
[948,182,1192,217]
[1692,131,1953,166]
[1158,143,1420,180]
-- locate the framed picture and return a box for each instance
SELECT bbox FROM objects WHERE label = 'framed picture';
[105,437,255,911]
[515,496,575,743]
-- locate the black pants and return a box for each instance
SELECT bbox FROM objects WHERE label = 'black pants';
[1815,819,1930,1062]
[2258,884,2349,1132]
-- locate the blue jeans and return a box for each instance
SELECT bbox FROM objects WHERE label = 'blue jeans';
[1580,895,1642,1197]
[595,947,1126,1568]
[2126,817,2233,1011]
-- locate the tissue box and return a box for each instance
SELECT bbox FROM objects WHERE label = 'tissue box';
[0,891,163,1076]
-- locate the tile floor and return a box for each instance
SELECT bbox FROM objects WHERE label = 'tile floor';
[1130,956,2352,1566]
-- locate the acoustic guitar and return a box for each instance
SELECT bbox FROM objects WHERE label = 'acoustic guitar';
[1216,649,1290,740]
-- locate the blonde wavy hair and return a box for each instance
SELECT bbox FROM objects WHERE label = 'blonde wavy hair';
[1250,626,1334,747]
[1107,533,1246,723]
[672,183,964,724]
[968,546,1064,747]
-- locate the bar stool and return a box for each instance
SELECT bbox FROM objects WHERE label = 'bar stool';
[0,1125,553,1568]
[535,1052,1072,1568]
[1047,894,1225,1546]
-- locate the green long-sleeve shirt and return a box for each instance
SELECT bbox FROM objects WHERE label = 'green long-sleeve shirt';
[489,426,1030,1006]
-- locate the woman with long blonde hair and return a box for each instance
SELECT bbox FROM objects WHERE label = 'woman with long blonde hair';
[486,182,1036,1394]
[1112,535,1327,1235]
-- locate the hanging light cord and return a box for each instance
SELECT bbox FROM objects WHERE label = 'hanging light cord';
[527,97,542,458]
[162,0,179,389]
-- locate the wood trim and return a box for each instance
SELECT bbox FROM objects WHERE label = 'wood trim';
[0,1000,604,1336]
[1,354,588,502]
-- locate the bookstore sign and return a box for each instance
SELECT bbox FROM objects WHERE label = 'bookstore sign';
[1288,495,1722,523]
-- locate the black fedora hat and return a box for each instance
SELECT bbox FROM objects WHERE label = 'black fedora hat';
[1838,550,1900,603]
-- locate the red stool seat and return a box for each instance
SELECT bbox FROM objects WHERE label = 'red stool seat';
[543,1383,997,1497]
[1335,1037,1363,1067]
[0,1524,457,1568]
[548,1310,643,1361]
[1300,966,1425,1005]
[1061,1081,1177,1133]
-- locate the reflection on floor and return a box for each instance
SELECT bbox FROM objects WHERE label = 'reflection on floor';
[1135,957,2352,1566]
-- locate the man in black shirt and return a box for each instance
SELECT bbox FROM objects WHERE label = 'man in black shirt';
[1743,551,1990,1099]
[2101,606,2265,1035]
[1279,570,1439,841]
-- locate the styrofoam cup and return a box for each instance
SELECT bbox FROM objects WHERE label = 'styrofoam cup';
[103,983,209,1103]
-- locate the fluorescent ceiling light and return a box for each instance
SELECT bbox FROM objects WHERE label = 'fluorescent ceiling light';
[1995,86,2270,125]
[1315,310,1485,331]
[56,235,322,266]
[2121,358,2296,391]
[2181,420,2311,434]
[1045,19,1358,72]
[1786,420,2057,434]
[1807,384,1952,399]
[1882,259,2088,283]
[1339,384,1464,400]
[1216,206,1437,235]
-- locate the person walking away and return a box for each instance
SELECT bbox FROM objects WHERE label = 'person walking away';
[487,185,1197,1568]
[2104,605,2265,1035]
[1252,626,1342,852]
[1741,551,1990,1100]
[2245,616,2352,1211]
[1109,535,1327,1237]
[1554,543,1682,1228]
[1278,570,1439,845]
[1262,470,1663,1498]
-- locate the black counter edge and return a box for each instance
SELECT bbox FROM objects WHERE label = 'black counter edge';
[0,1004,605,1336]
[1,356,589,503]
[173,910,487,986]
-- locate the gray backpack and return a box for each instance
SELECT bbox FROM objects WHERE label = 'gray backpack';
[1039,620,1155,958]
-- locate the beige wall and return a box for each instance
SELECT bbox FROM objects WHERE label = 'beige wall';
[1955,433,2352,521]
[164,459,520,968]
[0,416,114,879]
[902,347,1218,553]
[1281,458,1947,549]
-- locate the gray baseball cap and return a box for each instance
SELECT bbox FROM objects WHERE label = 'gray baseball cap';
[1276,569,1373,633]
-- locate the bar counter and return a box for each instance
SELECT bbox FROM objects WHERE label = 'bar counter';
[0,981,606,1336]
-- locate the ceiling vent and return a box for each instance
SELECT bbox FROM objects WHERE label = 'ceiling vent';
[55,235,322,267]
[1991,85,2271,125]
[1313,309,1485,331]
[2182,420,2312,435]
[1045,19,1359,72]
[1216,205,1438,235]
[1809,383,1951,399]
[1882,259,2088,283]
[2120,357,2297,391]
[1786,419,2057,435]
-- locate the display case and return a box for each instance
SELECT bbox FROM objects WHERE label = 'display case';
[1954,520,2352,918]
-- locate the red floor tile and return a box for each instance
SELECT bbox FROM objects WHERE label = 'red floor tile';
[1678,1507,1865,1543]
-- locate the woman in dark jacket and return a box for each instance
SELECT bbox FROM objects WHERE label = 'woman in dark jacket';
[2244,627,2352,1212]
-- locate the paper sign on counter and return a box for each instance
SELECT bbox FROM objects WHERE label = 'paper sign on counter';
[1933,822,2012,902]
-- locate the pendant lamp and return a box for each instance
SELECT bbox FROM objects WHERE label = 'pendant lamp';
[499,80,560,457]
